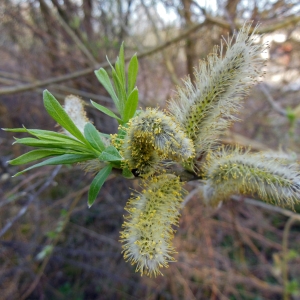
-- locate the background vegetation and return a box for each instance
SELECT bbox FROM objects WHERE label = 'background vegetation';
[1,0,300,299]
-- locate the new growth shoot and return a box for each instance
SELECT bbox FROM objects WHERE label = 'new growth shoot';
[4,23,300,277]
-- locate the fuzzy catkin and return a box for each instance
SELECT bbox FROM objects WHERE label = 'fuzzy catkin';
[203,148,300,207]
[168,23,267,162]
[121,108,195,176]
[63,95,88,136]
[120,174,185,277]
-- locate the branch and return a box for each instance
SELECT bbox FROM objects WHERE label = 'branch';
[204,14,300,33]
[52,4,98,66]
[0,71,111,103]
[0,20,211,96]
[1,15,299,97]
[259,83,300,125]
[0,166,62,238]
[231,195,300,220]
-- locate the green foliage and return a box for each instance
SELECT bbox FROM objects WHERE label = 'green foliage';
[84,123,106,152]
[94,42,139,124]
[88,164,113,207]
[43,90,87,143]
[4,46,139,207]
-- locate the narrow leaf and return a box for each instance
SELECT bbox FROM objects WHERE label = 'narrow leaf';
[26,129,86,143]
[13,137,92,153]
[98,146,122,162]
[90,100,122,122]
[123,88,139,122]
[84,123,106,152]
[88,164,112,207]
[9,149,71,165]
[116,42,126,88]
[94,68,120,112]
[111,69,125,116]
[3,127,86,144]
[13,154,95,177]
[127,54,138,94]
[43,90,86,143]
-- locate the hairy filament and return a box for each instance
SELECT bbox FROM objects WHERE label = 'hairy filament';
[203,147,300,207]
[120,174,185,277]
[63,95,88,136]
[168,22,267,162]
[121,108,195,175]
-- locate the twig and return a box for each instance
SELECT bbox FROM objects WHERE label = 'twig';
[0,20,206,96]
[0,73,112,103]
[19,175,115,299]
[50,1,98,66]
[141,0,181,86]
[204,14,300,34]
[182,187,201,207]
[19,183,86,300]
[0,166,61,238]
[259,83,287,117]
[231,195,300,220]
[282,216,300,300]
[1,15,299,96]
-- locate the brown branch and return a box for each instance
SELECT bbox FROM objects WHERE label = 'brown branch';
[0,72,111,103]
[1,14,299,97]
[0,166,62,238]
[205,14,300,33]
[0,20,209,96]
[52,3,98,66]
[231,195,300,220]
[282,216,300,300]
[18,179,108,300]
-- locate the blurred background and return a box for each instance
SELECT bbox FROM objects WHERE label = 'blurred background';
[1,0,300,299]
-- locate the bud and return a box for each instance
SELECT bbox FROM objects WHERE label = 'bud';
[63,95,89,136]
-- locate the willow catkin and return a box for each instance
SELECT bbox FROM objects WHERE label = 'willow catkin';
[63,95,89,136]
[120,108,195,176]
[120,174,185,277]
[203,147,300,207]
[168,23,267,162]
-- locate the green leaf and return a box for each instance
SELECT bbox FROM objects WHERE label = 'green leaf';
[99,132,111,139]
[122,167,134,179]
[84,123,106,152]
[3,128,31,133]
[8,149,73,165]
[43,90,87,143]
[13,137,93,153]
[13,154,95,177]
[123,88,139,122]
[111,69,125,115]
[90,100,122,123]
[127,54,138,94]
[3,127,86,144]
[26,128,86,143]
[94,68,120,112]
[115,42,126,88]
[98,146,122,162]
[88,164,112,207]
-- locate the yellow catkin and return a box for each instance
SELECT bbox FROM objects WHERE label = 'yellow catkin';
[203,147,300,208]
[168,23,267,162]
[120,108,195,176]
[120,174,185,277]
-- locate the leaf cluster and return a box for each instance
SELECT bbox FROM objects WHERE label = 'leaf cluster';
[4,45,138,207]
